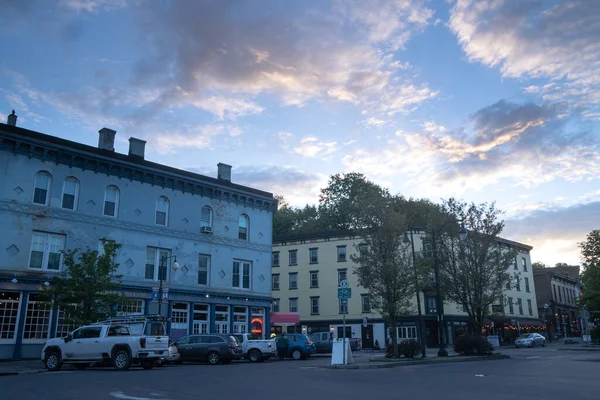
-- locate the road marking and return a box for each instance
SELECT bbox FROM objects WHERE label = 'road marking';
[109,391,173,400]
[475,374,486,377]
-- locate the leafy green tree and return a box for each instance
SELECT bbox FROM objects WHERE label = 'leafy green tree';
[580,230,600,311]
[433,198,516,335]
[273,196,326,236]
[40,239,124,326]
[532,261,548,269]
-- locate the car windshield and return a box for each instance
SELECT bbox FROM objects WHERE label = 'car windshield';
[518,334,533,339]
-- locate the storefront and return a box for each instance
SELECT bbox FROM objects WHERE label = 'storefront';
[270,312,300,334]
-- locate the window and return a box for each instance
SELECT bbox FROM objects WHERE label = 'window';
[527,299,533,316]
[155,196,169,226]
[492,304,503,314]
[232,260,251,289]
[239,214,249,240]
[193,304,209,334]
[337,246,347,262]
[339,299,348,314]
[200,206,213,228]
[524,277,530,293]
[289,250,297,266]
[558,285,563,302]
[116,299,144,315]
[310,297,320,315]
[309,248,318,264]
[61,177,79,210]
[0,292,20,340]
[198,254,210,285]
[362,295,371,313]
[56,307,77,338]
[73,327,102,339]
[233,306,247,334]
[425,296,437,314]
[215,305,229,333]
[272,274,280,290]
[337,269,347,286]
[508,297,514,314]
[506,279,511,291]
[553,284,558,301]
[310,271,319,288]
[272,252,280,267]
[171,303,188,328]
[33,171,52,205]
[515,275,521,291]
[272,299,280,313]
[358,244,368,257]
[398,326,418,340]
[145,247,172,281]
[289,272,298,290]
[29,232,65,271]
[522,257,527,272]
[104,185,119,217]
[517,298,523,315]
[513,257,518,270]
[289,298,298,313]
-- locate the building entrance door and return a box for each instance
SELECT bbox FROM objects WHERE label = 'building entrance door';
[361,324,374,348]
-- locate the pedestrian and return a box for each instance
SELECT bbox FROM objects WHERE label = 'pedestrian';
[276,333,288,360]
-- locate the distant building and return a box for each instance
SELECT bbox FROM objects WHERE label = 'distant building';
[273,230,539,348]
[0,112,276,360]
[534,266,581,340]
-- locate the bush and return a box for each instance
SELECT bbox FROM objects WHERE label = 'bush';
[374,339,380,350]
[385,339,421,358]
[453,334,493,356]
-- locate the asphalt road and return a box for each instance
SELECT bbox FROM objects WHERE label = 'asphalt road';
[3,347,599,400]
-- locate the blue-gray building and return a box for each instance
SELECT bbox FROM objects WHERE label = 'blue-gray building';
[0,111,276,360]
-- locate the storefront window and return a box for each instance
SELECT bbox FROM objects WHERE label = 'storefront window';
[0,292,20,340]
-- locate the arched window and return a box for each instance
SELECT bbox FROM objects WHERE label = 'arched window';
[104,186,120,217]
[33,171,52,205]
[61,177,79,210]
[238,214,249,240]
[200,206,213,229]
[155,196,170,226]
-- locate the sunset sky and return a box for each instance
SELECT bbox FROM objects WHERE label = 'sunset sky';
[1,0,599,267]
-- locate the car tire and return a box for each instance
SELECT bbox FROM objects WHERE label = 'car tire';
[531,342,536,348]
[248,350,262,363]
[141,359,155,370]
[45,351,62,372]
[291,349,302,360]
[541,341,546,347]
[113,350,131,371]
[74,364,87,370]
[207,351,221,365]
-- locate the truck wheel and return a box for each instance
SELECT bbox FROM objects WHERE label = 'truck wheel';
[141,359,155,370]
[248,349,262,363]
[291,349,302,360]
[207,351,221,365]
[45,351,62,372]
[113,350,131,371]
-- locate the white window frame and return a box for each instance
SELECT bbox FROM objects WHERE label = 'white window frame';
[103,185,120,217]
[337,269,347,286]
[32,171,52,206]
[337,246,347,262]
[155,196,170,226]
[198,254,210,285]
[171,302,189,331]
[397,326,417,341]
[289,298,298,313]
[272,299,280,313]
[145,247,172,282]
[0,292,22,343]
[193,304,210,334]
[361,295,371,313]
[56,307,78,339]
[272,274,280,290]
[29,231,66,271]
[524,277,530,293]
[310,271,318,288]
[61,177,79,210]
[272,252,280,267]
[22,293,53,343]
[215,305,230,333]
[239,214,249,240]
[116,299,145,316]
[517,298,524,315]
[289,250,297,265]
[233,306,248,334]
[309,248,318,264]
[508,297,514,314]
[289,272,298,290]
[232,260,252,289]
[310,297,319,315]
[200,206,213,228]
[527,299,533,316]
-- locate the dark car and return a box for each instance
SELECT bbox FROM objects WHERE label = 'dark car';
[310,332,360,353]
[284,333,316,360]
[172,334,243,365]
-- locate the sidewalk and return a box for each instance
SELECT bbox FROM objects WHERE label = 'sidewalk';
[0,360,46,376]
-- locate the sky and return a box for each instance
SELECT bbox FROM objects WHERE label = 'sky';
[1,0,599,267]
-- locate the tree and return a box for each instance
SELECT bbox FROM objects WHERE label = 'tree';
[434,198,516,335]
[40,239,124,326]
[273,196,327,236]
[580,230,600,311]
[351,191,416,358]
[532,261,548,269]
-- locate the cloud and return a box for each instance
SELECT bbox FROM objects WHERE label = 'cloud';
[152,125,243,155]
[449,0,600,111]
[293,137,338,159]
[59,0,129,13]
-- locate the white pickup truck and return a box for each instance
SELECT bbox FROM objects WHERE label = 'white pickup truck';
[41,315,169,371]
[232,333,277,362]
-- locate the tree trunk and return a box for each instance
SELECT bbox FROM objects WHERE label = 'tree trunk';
[390,315,398,358]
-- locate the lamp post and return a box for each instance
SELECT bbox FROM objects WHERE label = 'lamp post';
[431,222,467,357]
[157,255,180,318]
[403,230,427,358]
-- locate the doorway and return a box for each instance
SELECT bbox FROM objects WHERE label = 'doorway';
[361,324,374,348]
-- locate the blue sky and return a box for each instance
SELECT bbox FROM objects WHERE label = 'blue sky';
[2,0,600,266]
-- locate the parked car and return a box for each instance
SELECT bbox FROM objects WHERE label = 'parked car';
[172,334,243,365]
[232,333,277,362]
[41,315,169,372]
[310,332,360,353]
[282,333,316,360]
[514,333,547,348]
[158,344,180,366]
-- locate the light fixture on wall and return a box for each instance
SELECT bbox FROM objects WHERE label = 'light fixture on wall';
[43,281,50,287]
[11,276,18,284]
[206,294,209,298]
[227,297,230,300]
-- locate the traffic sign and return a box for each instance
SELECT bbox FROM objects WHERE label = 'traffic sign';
[338,287,352,299]
[340,279,349,288]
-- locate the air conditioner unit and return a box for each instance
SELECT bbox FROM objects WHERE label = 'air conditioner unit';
[201,226,213,234]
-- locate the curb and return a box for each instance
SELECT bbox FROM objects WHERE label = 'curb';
[325,354,511,369]
[0,369,46,377]
[558,348,600,352]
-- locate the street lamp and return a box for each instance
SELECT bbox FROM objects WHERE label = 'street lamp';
[157,255,180,317]
[403,231,427,358]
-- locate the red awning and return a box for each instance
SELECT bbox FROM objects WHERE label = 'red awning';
[270,312,300,326]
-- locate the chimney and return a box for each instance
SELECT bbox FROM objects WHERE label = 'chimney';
[7,110,17,126]
[128,137,146,159]
[98,127,116,151]
[217,163,232,181]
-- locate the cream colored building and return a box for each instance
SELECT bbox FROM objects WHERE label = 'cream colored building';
[272,230,539,348]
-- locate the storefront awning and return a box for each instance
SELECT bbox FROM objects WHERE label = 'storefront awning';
[485,317,545,327]
[270,312,300,326]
